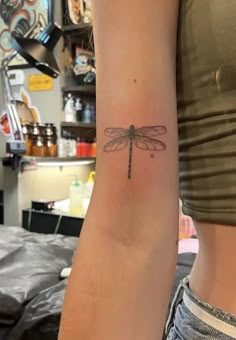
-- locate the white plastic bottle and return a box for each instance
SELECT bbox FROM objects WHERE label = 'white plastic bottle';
[64,94,76,122]
[82,171,95,216]
[69,178,84,217]
[58,138,66,157]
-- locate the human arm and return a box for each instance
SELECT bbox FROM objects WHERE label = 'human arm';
[59,1,179,339]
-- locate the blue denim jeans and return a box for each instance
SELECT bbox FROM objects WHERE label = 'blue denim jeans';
[165,277,236,340]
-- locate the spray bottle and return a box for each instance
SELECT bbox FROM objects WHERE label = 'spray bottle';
[82,171,95,216]
[69,176,84,217]
[64,94,76,122]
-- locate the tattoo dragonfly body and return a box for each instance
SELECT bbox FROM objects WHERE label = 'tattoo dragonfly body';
[104,125,167,179]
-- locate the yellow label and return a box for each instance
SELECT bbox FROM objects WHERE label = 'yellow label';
[28,74,53,92]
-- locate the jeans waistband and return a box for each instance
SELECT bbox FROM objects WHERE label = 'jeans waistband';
[165,276,236,338]
[183,290,236,338]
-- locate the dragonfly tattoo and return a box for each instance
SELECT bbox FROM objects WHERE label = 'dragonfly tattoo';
[104,125,167,179]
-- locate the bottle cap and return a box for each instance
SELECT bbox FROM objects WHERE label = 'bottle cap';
[72,176,82,187]
[87,171,95,183]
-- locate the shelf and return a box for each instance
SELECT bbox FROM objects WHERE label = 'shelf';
[61,122,96,129]
[63,23,92,34]
[20,156,95,169]
[62,85,96,95]
[21,156,95,163]
[2,156,96,171]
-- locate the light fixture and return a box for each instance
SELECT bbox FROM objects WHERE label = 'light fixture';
[11,22,62,78]
[11,0,62,78]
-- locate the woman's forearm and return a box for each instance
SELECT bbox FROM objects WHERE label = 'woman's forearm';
[59,208,178,340]
[59,121,179,340]
[59,0,179,339]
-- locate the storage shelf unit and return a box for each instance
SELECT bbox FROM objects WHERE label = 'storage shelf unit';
[62,19,96,142]
[61,122,96,129]
[21,156,95,163]
[63,23,93,50]
[63,23,93,33]
[20,156,95,170]
[62,85,96,96]
[61,124,96,139]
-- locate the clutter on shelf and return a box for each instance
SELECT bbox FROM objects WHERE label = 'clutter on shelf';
[64,0,93,25]
[22,123,58,157]
[64,93,96,123]
[58,131,96,158]
[72,50,96,85]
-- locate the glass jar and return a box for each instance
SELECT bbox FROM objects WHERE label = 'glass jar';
[31,123,40,138]
[31,136,47,157]
[45,136,58,157]
[22,124,32,156]
[39,124,46,138]
[45,123,57,137]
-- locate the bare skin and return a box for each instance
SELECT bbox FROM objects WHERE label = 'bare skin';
[190,223,236,315]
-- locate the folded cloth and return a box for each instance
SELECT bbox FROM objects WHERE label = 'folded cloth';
[8,280,68,340]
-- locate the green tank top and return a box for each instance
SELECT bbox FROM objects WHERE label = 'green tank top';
[177,0,236,225]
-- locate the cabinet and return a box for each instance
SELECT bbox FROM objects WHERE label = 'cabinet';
[61,20,96,142]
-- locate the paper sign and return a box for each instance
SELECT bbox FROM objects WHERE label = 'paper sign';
[28,74,53,92]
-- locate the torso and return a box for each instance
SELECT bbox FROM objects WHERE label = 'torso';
[190,223,236,315]
[178,0,236,314]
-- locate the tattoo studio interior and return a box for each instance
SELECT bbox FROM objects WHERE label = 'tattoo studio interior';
[0,1,197,338]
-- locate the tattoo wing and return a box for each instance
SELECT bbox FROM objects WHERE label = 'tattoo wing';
[104,136,129,152]
[135,126,167,137]
[104,128,128,138]
[134,136,166,151]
